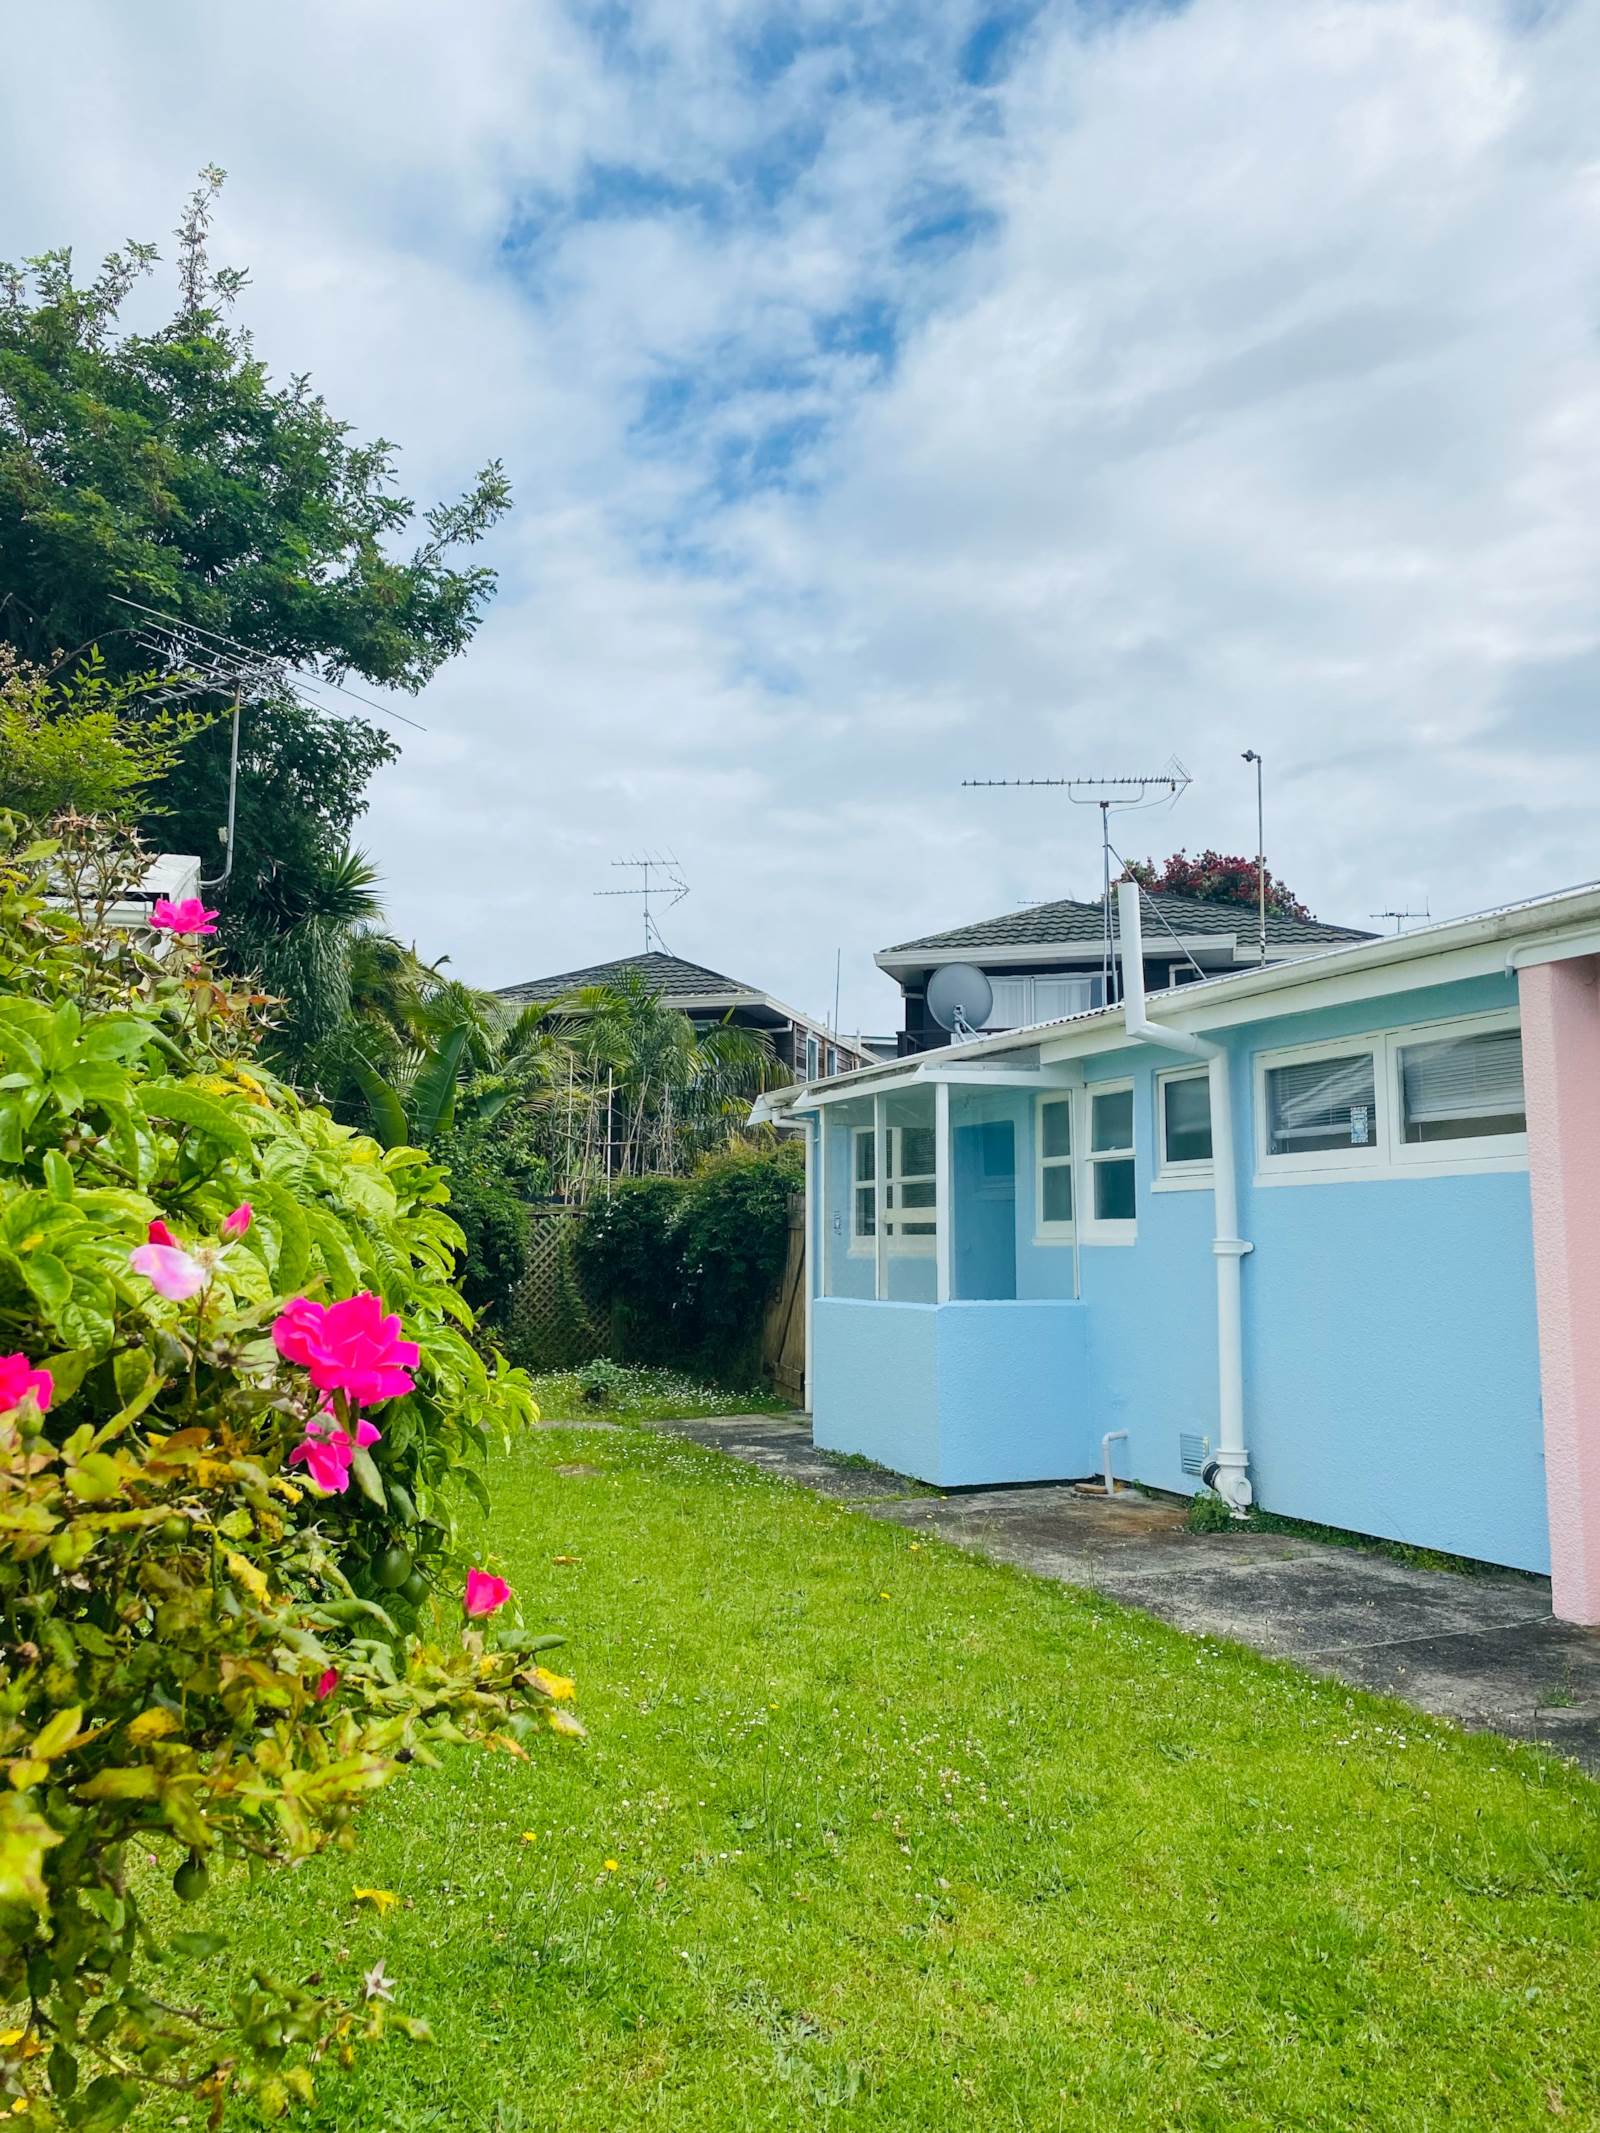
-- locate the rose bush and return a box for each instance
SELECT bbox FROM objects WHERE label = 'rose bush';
[0,817,571,2126]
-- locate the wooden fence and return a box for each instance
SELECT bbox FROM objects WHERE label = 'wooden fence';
[760,1194,807,1405]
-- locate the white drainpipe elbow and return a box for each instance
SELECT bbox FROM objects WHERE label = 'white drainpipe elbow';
[1116,883,1254,1514]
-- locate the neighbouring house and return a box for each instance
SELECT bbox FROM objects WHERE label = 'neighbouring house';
[877,892,1373,1054]
[759,878,1600,1626]
[496,949,872,1079]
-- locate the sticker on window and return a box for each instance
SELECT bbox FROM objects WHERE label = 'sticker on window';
[1349,1104,1370,1146]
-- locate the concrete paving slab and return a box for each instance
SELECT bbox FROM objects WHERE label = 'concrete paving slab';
[644,1412,1600,1772]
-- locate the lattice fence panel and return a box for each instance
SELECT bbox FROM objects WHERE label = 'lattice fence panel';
[505,1209,605,1370]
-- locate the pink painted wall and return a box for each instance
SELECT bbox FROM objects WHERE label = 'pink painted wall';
[1519,955,1600,1624]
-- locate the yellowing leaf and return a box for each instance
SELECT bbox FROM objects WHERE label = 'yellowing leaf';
[225,1551,271,1606]
[547,1708,586,1740]
[125,1708,181,1745]
[530,1666,575,1704]
[0,1793,64,1914]
[352,1887,398,1914]
[31,1705,83,1760]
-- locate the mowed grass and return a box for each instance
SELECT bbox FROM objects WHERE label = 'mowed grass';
[157,1422,1600,2131]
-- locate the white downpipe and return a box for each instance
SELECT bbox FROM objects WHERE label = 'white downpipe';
[1116,883,1254,1512]
[1101,1428,1128,1497]
[803,1114,818,1406]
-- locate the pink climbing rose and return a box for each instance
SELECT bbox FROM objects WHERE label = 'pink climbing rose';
[150,896,219,937]
[221,1201,252,1239]
[128,1242,208,1301]
[271,1293,419,1407]
[313,1668,340,1701]
[147,1218,178,1248]
[464,1569,511,1618]
[0,1353,53,1417]
[287,1410,382,1495]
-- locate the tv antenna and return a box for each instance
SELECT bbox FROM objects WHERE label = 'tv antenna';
[963,762,1191,1005]
[1371,904,1430,936]
[596,853,689,955]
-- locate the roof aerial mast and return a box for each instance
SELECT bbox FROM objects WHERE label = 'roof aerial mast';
[595,853,689,955]
[963,762,1191,1005]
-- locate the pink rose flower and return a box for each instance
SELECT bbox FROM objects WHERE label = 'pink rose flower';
[464,1569,511,1618]
[221,1202,252,1240]
[150,896,219,937]
[271,1293,419,1408]
[287,1409,382,1494]
[147,1218,178,1248]
[0,1353,53,1418]
[313,1667,340,1701]
[129,1242,208,1301]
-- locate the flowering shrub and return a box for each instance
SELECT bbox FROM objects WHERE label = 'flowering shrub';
[1119,849,1313,921]
[0,818,569,2125]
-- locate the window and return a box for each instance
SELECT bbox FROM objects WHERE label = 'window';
[984,974,1103,1030]
[851,1126,937,1251]
[1265,1051,1378,1158]
[827,1045,840,1077]
[1037,1095,1074,1232]
[1256,1012,1528,1181]
[1398,1027,1525,1144]
[1157,1068,1213,1182]
[1086,1084,1136,1232]
[805,1033,820,1080]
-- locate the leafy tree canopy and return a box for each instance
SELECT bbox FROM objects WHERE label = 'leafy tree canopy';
[0,647,206,822]
[1120,848,1312,922]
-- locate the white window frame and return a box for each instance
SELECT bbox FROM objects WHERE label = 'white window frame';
[1153,1065,1214,1192]
[1254,1008,1528,1185]
[849,1125,938,1255]
[1083,1080,1137,1243]
[1034,1092,1076,1242]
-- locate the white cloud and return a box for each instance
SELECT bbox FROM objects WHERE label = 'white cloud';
[4,0,1600,1032]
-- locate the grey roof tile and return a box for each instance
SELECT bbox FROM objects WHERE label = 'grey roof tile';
[883,892,1372,956]
[496,950,762,1005]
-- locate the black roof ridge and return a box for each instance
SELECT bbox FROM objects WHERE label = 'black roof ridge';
[882,889,1372,956]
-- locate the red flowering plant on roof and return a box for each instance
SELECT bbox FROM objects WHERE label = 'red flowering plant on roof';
[1119,849,1313,922]
[0,816,573,2125]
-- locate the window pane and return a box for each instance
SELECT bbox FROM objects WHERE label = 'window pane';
[1091,1088,1133,1153]
[1041,1098,1072,1160]
[1164,1075,1213,1164]
[854,1133,875,1182]
[1266,1053,1378,1155]
[1400,1029,1525,1144]
[1042,1165,1073,1223]
[901,1179,936,1210]
[902,1221,936,1236]
[985,977,1030,1030]
[854,1186,876,1236]
[1094,1156,1136,1222]
[900,1126,936,1178]
[1034,977,1096,1022]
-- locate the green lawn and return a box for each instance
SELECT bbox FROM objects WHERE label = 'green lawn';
[160,1421,1600,2131]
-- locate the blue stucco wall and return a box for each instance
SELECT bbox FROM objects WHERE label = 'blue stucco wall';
[811,1297,1090,1486]
[809,971,1549,1571]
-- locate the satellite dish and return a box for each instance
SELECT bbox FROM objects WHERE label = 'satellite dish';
[925,963,994,1043]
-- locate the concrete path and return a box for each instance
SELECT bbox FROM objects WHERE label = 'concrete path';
[644,1412,1600,1773]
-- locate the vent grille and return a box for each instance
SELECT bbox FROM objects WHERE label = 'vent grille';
[1179,1432,1208,1478]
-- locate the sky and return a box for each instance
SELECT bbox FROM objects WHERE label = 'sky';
[3,0,1599,1036]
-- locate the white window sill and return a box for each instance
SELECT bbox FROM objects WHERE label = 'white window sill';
[1254,1151,1528,1187]
[1033,1226,1076,1248]
[1079,1226,1137,1247]
[1152,1169,1214,1194]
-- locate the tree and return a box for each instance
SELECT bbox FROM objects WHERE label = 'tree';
[0,167,511,954]
[0,648,205,822]
[1120,849,1313,921]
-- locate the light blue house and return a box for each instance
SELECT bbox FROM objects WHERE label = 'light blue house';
[761,881,1600,1605]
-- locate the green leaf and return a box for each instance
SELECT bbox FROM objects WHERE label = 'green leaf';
[113,1348,153,1409]
[347,1447,386,1509]
[18,1246,71,1319]
[78,1014,158,1063]
[167,1930,227,1960]
[138,1082,252,1161]
[77,1767,160,1801]
[411,1022,471,1143]
[43,1147,74,1199]
[0,1790,65,1911]
[348,1052,410,1150]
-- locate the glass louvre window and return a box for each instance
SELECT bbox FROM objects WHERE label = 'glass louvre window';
[1039,1096,1073,1226]
[1088,1087,1135,1224]
[984,975,1103,1029]
[1265,1052,1378,1156]
[1399,1028,1525,1144]
[1162,1073,1213,1166]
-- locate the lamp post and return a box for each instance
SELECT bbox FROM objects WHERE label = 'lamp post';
[1241,750,1265,962]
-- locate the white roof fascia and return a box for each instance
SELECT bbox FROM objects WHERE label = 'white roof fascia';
[874,935,1238,976]
[795,880,1600,1102]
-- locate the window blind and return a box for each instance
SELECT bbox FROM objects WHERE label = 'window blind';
[1267,1054,1377,1149]
[1400,1029,1524,1126]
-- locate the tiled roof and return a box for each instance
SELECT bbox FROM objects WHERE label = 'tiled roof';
[883,892,1372,957]
[496,950,762,1005]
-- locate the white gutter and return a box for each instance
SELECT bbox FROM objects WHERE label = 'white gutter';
[1116,882,1253,1513]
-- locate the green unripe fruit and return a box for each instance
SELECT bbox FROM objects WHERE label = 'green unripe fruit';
[373,1545,411,1591]
[401,1568,428,1605]
[160,1516,189,1544]
[172,1854,208,1903]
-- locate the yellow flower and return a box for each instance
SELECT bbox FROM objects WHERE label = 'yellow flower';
[352,1888,399,1914]
[520,1831,538,1844]
[879,1591,891,1600]
[603,1858,619,1872]
[530,1665,575,1703]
